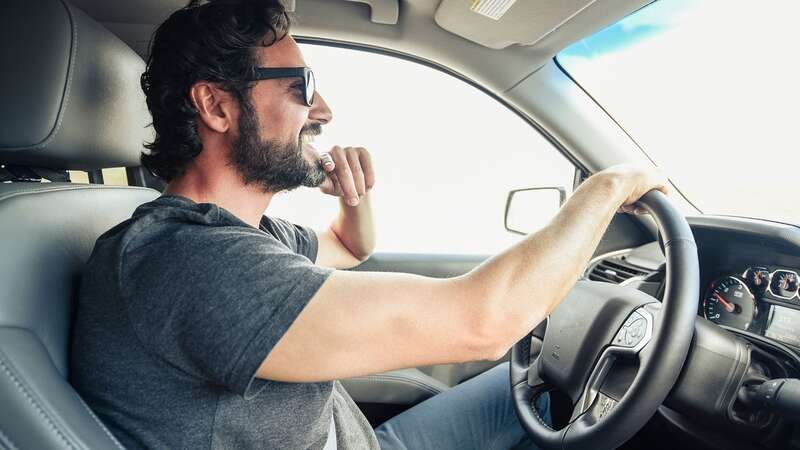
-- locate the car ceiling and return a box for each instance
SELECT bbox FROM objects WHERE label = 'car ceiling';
[70,0,649,94]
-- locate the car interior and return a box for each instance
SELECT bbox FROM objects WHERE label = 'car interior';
[1,0,799,449]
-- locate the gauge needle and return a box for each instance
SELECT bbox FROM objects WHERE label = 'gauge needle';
[713,293,735,313]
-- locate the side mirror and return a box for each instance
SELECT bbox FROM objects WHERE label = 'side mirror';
[504,187,566,235]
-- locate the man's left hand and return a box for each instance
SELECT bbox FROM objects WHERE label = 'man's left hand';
[318,146,375,206]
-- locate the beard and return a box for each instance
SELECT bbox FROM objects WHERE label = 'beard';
[229,98,327,193]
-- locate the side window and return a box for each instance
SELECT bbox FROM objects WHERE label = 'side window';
[67,168,128,185]
[68,170,90,183]
[101,167,129,186]
[267,44,575,255]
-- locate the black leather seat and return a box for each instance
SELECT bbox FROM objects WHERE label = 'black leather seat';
[0,0,159,448]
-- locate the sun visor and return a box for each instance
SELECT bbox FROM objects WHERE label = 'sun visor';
[435,0,606,50]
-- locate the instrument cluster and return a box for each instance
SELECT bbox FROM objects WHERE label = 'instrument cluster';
[703,267,800,348]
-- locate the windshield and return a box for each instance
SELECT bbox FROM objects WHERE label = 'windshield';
[558,0,800,225]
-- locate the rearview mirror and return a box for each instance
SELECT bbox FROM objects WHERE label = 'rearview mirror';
[504,187,566,235]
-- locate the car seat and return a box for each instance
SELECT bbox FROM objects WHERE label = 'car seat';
[0,0,159,448]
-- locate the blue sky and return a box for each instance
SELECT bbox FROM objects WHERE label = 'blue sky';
[559,0,692,60]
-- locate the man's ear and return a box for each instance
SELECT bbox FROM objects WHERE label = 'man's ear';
[189,82,233,133]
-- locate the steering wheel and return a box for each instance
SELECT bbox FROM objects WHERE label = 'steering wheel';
[510,190,699,450]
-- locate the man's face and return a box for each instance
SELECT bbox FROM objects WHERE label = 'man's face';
[229,35,333,193]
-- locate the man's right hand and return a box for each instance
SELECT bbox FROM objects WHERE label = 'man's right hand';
[594,164,670,214]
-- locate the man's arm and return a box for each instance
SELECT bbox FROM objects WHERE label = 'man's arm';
[258,165,667,383]
[316,193,375,269]
[315,146,376,269]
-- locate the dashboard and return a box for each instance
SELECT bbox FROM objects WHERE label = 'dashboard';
[588,214,800,352]
[690,215,800,352]
[703,267,800,348]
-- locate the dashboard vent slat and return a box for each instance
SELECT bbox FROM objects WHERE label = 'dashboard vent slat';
[587,257,650,284]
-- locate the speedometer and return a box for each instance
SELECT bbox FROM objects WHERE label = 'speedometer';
[703,276,756,330]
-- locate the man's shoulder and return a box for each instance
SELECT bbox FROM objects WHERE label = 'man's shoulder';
[260,215,318,260]
[109,197,267,254]
[88,198,309,285]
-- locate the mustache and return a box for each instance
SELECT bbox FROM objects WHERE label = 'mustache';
[300,123,323,139]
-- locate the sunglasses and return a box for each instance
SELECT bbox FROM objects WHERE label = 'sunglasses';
[246,67,316,106]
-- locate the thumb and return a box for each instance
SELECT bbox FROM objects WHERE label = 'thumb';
[318,172,340,195]
[318,174,335,193]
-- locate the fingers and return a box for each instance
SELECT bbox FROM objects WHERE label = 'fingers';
[358,149,375,190]
[598,164,670,212]
[319,153,335,172]
[319,146,375,206]
[328,146,360,206]
[619,204,648,215]
[318,170,337,194]
[346,150,366,197]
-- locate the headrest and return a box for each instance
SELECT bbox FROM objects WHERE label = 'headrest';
[0,0,150,171]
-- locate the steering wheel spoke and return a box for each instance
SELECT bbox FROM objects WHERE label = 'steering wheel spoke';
[571,307,655,421]
[511,325,566,445]
[510,319,547,386]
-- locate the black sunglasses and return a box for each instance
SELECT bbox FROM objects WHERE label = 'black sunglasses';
[247,67,316,106]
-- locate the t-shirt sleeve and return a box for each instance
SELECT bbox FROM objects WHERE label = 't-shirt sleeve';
[260,216,320,263]
[120,222,334,398]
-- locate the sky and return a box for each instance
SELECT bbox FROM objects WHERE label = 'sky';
[559,0,800,225]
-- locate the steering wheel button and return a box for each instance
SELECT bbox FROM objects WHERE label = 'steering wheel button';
[629,321,644,338]
[614,329,627,345]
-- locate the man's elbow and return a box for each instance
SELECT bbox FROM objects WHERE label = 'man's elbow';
[351,248,373,264]
[449,277,520,362]
[340,248,371,269]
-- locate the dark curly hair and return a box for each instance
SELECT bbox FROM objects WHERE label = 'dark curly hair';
[140,0,291,181]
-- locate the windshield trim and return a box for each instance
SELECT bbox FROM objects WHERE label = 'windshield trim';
[552,55,703,214]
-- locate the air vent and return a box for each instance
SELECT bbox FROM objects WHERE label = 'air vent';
[587,258,650,284]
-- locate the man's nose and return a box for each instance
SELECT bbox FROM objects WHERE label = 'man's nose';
[309,91,332,124]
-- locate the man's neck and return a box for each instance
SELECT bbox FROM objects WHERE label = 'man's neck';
[165,169,274,229]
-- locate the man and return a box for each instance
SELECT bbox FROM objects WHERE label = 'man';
[70,0,667,449]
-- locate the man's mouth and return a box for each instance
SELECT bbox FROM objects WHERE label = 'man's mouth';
[299,123,323,147]
[300,133,315,146]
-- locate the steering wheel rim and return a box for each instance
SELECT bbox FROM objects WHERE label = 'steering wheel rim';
[510,190,699,450]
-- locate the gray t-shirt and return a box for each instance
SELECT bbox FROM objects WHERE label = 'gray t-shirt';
[70,195,379,450]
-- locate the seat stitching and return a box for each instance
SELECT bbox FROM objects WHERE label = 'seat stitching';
[0,427,20,450]
[531,395,554,431]
[34,0,79,150]
[0,350,77,450]
[74,396,125,450]
[355,374,445,395]
[363,374,440,393]
[533,407,554,431]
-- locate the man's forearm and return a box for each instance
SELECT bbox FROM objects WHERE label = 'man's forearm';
[330,191,375,261]
[459,172,630,351]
